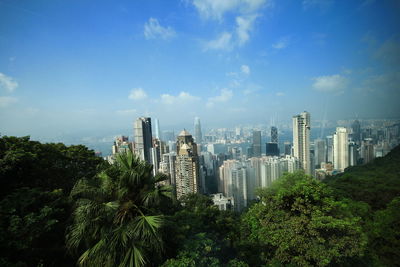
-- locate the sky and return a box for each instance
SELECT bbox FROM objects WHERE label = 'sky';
[0,0,399,138]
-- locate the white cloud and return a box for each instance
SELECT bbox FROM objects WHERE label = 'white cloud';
[192,0,267,20]
[144,18,176,40]
[241,64,250,74]
[236,15,257,46]
[312,74,348,93]
[207,88,233,107]
[0,73,18,92]
[0,96,18,108]
[204,32,233,51]
[194,0,272,51]
[275,92,285,96]
[272,36,290,49]
[115,109,137,115]
[160,91,200,105]
[129,88,147,100]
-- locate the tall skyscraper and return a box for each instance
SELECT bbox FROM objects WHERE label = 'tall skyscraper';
[175,130,199,199]
[194,117,202,144]
[314,139,326,168]
[351,119,361,144]
[333,127,349,172]
[292,111,311,175]
[252,130,262,157]
[134,117,153,163]
[266,143,279,156]
[271,126,278,143]
[326,135,334,163]
[154,118,161,140]
[284,141,292,156]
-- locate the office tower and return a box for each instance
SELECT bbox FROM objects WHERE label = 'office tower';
[314,139,326,168]
[348,141,358,166]
[112,136,132,155]
[218,160,248,211]
[266,142,279,156]
[361,138,375,164]
[252,130,262,157]
[271,126,278,143]
[134,117,153,163]
[333,127,349,172]
[351,120,361,144]
[154,118,161,140]
[159,152,177,185]
[194,117,202,144]
[292,111,311,175]
[284,141,292,156]
[175,130,199,199]
[326,136,333,163]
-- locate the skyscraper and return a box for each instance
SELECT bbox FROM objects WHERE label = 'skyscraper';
[314,139,326,168]
[134,117,153,163]
[271,126,278,143]
[333,127,349,172]
[175,130,200,199]
[351,119,361,144]
[292,111,311,175]
[252,130,262,157]
[194,117,202,144]
[154,118,161,140]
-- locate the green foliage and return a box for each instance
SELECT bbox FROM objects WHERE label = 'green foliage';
[324,145,400,210]
[66,150,173,267]
[0,136,103,197]
[241,172,367,266]
[366,197,400,266]
[161,233,221,267]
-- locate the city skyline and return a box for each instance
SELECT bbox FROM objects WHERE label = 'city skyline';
[1,0,399,139]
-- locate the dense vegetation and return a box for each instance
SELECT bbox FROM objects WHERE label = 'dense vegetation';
[0,136,399,266]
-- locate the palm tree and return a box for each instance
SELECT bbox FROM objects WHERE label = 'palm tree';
[66,150,173,267]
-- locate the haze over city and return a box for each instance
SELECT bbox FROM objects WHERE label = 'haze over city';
[0,0,399,142]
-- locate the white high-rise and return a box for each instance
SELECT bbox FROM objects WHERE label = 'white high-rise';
[292,111,311,175]
[333,127,349,172]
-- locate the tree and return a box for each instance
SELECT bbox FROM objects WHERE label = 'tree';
[241,172,367,266]
[66,151,172,267]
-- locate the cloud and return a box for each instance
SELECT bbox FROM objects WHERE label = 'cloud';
[236,15,257,46]
[362,72,400,93]
[0,73,18,92]
[144,18,176,40]
[194,0,272,51]
[191,0,268,20]
[0,96,18,108]
[160,91,200,105]
[207,88,233,107]
[204,32,233,51]
[272,36,290,49]
[115,109,137,115]
[129,88,147,100]
[241,64,250,74]
[312,74,348,93]
[374,39,400,67]
[275,92,285,96]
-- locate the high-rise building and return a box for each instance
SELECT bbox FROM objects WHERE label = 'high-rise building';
[175,130,199,199]
[271,126,278,143]
[326,135,334,163]
[134,117,153,163]
[194,117,202,144]
[154,118,161,140]
[361,138,375,164]
[266,142,279,156]
[333,127,349,172]
[351,120,361,144]
[292,111,311,175]
[252,130,262,157]
[314,139,326,168]
[284,141,292,156]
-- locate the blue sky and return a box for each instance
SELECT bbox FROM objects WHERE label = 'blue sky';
[0,0,399,137]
